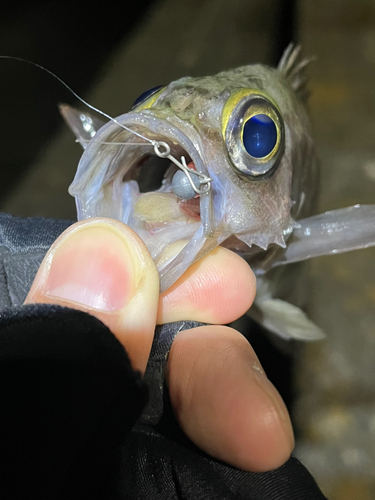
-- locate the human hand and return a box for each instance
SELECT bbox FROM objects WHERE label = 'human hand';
[25,217,294,473]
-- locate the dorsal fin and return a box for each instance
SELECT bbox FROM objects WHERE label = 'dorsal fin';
[278,44,314,102]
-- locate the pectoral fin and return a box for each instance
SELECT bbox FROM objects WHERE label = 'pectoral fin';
[250,298,325,341]
[59,104,106,149]
[261,205,375,272]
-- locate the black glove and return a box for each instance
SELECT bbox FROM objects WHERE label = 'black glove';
[0,214,327,499]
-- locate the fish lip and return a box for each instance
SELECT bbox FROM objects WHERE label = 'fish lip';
[69,110,214,236]
[81,110,208,178]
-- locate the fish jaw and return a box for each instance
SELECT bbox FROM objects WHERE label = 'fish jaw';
[69,105,297,290]
[68,54,315,292]
[68,111,219,288]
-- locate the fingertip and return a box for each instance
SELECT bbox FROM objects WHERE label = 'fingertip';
[25,218,159,373]
[166,325,294,472]
[158,247,256,324]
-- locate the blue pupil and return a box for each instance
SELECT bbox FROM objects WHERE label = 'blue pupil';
[132,85,164,109]
[243,114,277,158]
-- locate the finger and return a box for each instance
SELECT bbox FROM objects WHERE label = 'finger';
[25,218,159,374]
[157,246,256,325]
[166,325,294,472]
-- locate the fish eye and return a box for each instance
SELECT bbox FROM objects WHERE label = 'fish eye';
[222,90,284,180]
[131,85,165,110]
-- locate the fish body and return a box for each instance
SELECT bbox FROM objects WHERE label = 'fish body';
[63,46,375,341]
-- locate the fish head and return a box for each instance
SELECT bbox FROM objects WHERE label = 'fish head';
[68,46,317,291]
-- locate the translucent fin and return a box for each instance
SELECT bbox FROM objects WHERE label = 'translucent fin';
[268,204,375,270]
[59,104,106,149]
[250,298,325,341]
[278,44,313,102]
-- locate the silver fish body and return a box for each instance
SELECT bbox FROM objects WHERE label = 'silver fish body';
[63,46,375,341]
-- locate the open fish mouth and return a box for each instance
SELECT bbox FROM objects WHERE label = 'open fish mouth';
[69,112,217,287]
[125,147,201,227]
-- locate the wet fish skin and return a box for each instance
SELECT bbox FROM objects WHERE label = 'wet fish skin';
[67,47,316,271]
[62,46,375,341]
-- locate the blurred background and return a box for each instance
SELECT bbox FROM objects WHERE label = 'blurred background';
[1,0,375,497]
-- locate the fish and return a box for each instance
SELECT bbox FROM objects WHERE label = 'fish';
[61,45,375,341]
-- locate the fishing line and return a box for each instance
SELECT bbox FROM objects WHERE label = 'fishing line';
[0,56,148,142]
[77,140,213,196]
[0,55,212,196]
[77,139,156,146]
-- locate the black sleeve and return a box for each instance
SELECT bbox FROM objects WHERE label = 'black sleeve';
[0,304,147,500]
[0,304,327,500]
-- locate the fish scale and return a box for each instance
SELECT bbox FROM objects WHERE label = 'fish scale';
[61,45,375,341]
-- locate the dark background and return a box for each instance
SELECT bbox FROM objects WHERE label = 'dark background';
[0,0,157,200]
[0,0,296,202]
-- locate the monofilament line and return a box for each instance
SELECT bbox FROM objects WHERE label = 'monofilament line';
[0,55,212,195]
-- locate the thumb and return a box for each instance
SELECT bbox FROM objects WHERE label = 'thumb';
[25,218,159,374]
